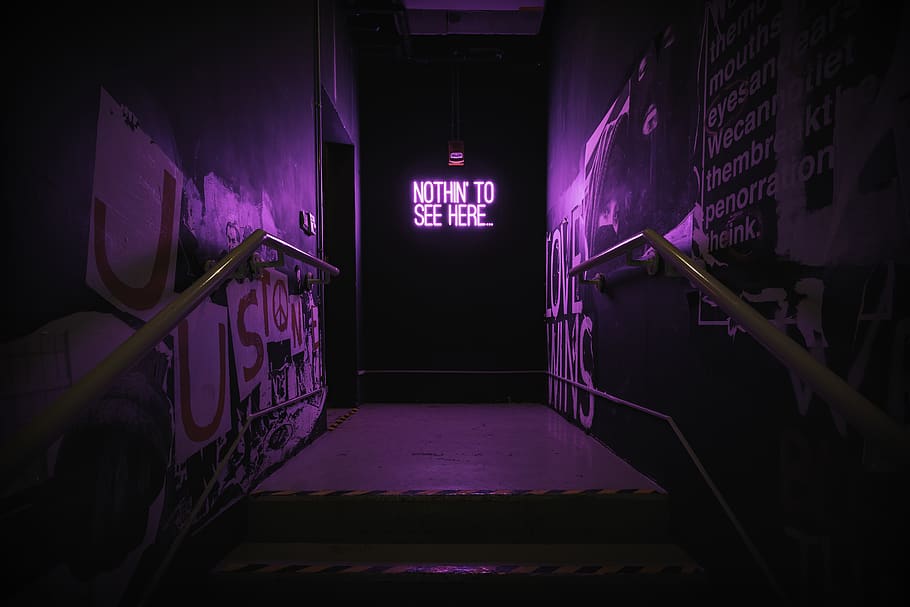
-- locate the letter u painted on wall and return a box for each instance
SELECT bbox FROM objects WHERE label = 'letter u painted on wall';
[86,87,181,321]
[172,300,231,464]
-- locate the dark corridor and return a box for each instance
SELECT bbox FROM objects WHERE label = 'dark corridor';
[1,1,908,605]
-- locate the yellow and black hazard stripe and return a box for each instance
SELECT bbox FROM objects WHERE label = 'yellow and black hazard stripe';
[217,562,701,575]
[253,488,661,497]
[328,407,359,431]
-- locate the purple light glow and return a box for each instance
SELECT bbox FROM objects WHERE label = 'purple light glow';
[403,565,499,575]
[412,179,495,228]
[403,0,544,10]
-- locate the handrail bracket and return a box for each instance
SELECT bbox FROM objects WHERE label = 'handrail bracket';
[625,250,660,276]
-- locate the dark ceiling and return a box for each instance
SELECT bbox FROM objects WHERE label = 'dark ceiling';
[345,0,549,66]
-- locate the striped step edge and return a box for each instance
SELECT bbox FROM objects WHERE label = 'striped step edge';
[253,488,662,497]
[216,563,703,576]
[327,407,359,431]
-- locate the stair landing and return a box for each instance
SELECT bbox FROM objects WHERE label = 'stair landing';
[155,404,705,603]
[255,402,664,492]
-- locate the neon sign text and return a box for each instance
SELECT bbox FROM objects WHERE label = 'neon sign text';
[412,179,495,228]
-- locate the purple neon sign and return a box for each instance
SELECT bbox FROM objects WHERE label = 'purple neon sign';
[412,179,495,228]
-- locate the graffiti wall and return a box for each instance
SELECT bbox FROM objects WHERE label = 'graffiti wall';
[546,8,697,430]
[546,0,908,599]
[695,0,909,427]
[1,5,358,605]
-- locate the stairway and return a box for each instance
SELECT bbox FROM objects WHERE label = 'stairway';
[153,487,707,601]
[149,404,711,601]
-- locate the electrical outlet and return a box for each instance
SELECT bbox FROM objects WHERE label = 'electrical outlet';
[299,210,314,235]
[307,212,317,237]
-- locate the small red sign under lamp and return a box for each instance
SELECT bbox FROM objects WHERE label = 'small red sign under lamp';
[448,140,464,166]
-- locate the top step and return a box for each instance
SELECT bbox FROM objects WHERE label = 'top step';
[245,488,670,544]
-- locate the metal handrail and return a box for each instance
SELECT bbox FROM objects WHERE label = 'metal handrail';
[0,229,339,486]
[357,369,546,375]
[136,386,328,607]
[547,372,786,601]
[569,228,910,465]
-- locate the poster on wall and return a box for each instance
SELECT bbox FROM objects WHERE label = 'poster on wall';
[172,300,232,464]
[695,0,910,289]
[693,0,910,431]
[0,312,140,461]
[227,268,323,416]
[12,84,330,607]
[0,310,172,605]
[86,87,182,322]
[546,25,696,429]
[227,272,271,413]
[289,293,320,399]
[165,274,325,574]
[697,0,910,267]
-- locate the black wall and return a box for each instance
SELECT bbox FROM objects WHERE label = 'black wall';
[323,141,359,408]
[358,49,548,403]
[546,0,909,600]
[2,3,360,603]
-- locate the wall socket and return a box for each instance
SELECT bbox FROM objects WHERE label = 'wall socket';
[299,210,315,236]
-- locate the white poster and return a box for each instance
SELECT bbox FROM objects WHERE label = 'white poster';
[86,87,182,322]
[289,294,308,357]
[226,276,270,410]
[262,268,292,344]
[172,300,231,464]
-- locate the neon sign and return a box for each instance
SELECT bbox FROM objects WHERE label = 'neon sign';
[412,179,495,228]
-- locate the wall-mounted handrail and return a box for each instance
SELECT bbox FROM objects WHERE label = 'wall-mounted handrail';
[546,372,786,602]
[261,232,340,277]
[569,228,910,465]
[0,229,339,487]
[357,369,546,375]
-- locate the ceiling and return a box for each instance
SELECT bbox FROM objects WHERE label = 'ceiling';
[401,0,546,35]
[347,0,548,65]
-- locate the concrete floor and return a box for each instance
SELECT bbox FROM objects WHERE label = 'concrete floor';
[254,403,664,493]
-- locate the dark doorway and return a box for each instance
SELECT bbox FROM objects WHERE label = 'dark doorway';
[322,140,358,408]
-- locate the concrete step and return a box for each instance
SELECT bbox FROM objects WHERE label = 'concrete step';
[245,488,671,544]
[182,541,706,601]
[216,540,701,569]
[149,487,711,603]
